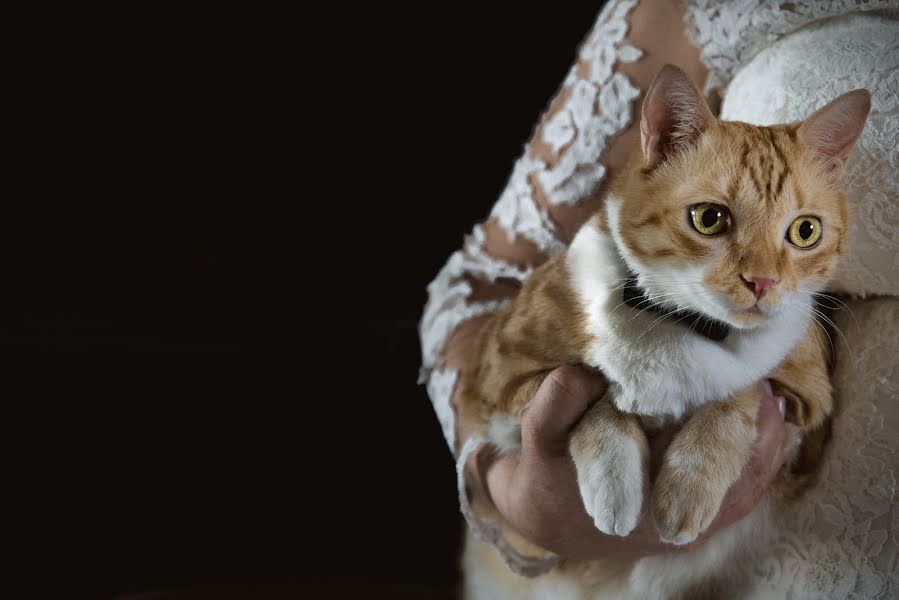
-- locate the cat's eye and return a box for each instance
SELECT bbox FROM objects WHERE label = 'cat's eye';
[690,203,730,236]
[787,216,822,248]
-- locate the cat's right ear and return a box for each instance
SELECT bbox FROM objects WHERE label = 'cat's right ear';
[640,65,714,168]
[797,89,871,179]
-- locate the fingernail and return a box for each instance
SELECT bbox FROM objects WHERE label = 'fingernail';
[761,379,773,398]
[776,396,786,419]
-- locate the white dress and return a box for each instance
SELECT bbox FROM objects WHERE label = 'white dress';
[419,2,899,597]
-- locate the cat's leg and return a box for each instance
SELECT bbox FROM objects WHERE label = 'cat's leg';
[769,320,834,479]
[651,386,760,545]
[569,388,650,536]
[652,324,834,545]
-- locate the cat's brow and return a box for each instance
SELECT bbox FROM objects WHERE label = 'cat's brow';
[770,130,792,198]
[766,128,792,204]
[742,126,793,208]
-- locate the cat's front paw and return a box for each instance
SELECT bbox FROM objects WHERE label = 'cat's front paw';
[572,441,646,537]
[651,461,724,546]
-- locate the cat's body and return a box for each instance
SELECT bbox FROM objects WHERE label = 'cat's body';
[569,211,809,421]
[459,66,869,599]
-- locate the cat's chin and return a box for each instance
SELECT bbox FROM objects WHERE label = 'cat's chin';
[725,307,769,330]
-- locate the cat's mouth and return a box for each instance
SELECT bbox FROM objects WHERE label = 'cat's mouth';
[726,304,769,328]
[680,290,774,330]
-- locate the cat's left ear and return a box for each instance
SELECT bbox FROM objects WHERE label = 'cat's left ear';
[640,65,714,168]
[797,89,871,179]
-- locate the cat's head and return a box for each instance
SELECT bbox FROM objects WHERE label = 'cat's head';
[610,65,870,330]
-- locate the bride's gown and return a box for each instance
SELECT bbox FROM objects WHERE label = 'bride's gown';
[420,2,899,597]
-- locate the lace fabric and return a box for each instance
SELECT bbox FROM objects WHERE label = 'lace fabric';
[683,0,899,96]
[417,0,645,575]
[533,0,642,208]
[419,0,642,381]
[419,0,899,591]
[748,297,899,600]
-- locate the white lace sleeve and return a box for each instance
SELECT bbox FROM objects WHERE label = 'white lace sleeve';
[418,0,644,577]
[418,0,642,452]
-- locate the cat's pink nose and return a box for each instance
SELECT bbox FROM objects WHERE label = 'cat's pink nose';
[741,274,779,300]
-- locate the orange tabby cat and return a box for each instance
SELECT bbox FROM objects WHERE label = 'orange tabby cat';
[458,65,870,599]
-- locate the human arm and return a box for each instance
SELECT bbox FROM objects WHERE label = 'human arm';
[420,0,716,575]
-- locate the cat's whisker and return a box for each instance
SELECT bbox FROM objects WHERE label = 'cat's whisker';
[619,290,714,327]
[806,315,833,361]
[605,280,637,294]
[609,290,688,322]
[815,320,835,361]
[635,295,720,340]
[634,309,680,343]
[812,308,854,365]
[813,293,860,334]
[790,300,854,366]
[656,313,692,339]
[629,291,722,341]
[607,288,709,322]
[626,276,707,286]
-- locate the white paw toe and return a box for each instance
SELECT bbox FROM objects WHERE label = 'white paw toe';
[578,471,642,537]
[660,529,699,546]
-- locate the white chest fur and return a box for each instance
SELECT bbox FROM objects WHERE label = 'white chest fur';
[565,218,810,420]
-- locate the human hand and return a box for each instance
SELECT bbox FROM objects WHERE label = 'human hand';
[471,366,792,560]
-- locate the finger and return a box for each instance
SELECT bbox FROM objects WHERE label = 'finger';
[751,390,789,474]
[481,449,522,518]
[738,391,788,515]
[522,366,608,457]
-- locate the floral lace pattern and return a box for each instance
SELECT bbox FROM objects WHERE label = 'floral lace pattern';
[418,0,645,576]
[419,0,643,437]
[535,0,642,207]
[489,154,567,255]
[748,298,899,600]
[683,0,899,95]
[419,0,899,591]
[719,13,899,297]
[418,225,523,380]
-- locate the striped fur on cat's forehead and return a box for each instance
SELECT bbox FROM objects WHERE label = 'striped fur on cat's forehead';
[617,119,849,262]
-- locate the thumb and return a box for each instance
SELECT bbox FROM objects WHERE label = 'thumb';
[522,366,608,457]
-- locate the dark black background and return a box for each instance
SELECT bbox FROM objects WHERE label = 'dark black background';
[13,5,605,598]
